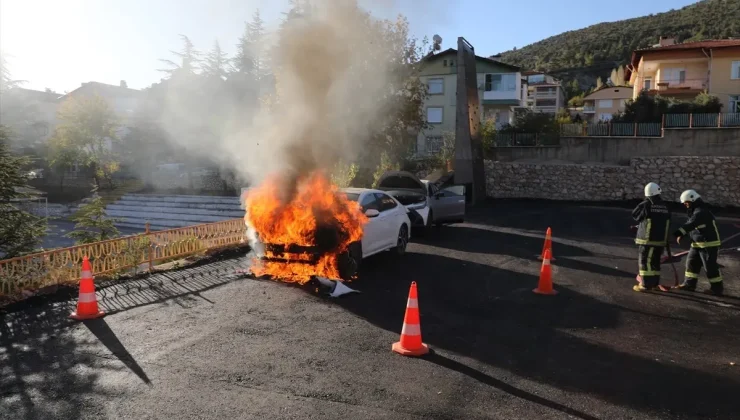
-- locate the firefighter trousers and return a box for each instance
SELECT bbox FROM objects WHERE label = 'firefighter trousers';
[638,245,663,288]
[683,246,723,288]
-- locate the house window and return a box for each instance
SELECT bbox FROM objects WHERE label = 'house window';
[599,113,613,122]
[426,107,443,124]
[485,74,516,92]
[732,61,740,79]
[535,98,556,107]
[730,95,740,113]
[643,78,652,90]
[426,136,443,153]
[598,99,614,108]
[662,68,686,84]
[428,78,444,95]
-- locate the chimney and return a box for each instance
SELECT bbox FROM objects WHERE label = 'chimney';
[120,80,128,88]
[658,37,676,47]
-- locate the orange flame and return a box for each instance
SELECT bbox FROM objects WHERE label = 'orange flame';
[244,171,367,284]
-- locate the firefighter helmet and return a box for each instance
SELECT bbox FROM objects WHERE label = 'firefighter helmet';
[680,189,700,203]
[644,182,662,197]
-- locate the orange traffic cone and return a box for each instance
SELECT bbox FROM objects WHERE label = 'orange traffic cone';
[538,227,555,260]
[534,249,557,295]
[70,256,105,320]
[392,282,429,357]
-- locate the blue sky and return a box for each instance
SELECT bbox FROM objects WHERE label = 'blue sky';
[1,0,698,93]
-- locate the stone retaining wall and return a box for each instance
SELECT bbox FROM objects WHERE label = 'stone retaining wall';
[486,156,740,207]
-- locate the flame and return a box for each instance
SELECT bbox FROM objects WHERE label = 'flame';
[244,171,367,284]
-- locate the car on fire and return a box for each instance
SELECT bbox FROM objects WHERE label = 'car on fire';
[376,170,466,231]
[249,188,411,280]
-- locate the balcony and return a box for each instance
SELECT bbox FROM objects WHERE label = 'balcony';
[533,106,557,114]
[645,78,708,97]
[583,105,596,113]
[534,89,557,98]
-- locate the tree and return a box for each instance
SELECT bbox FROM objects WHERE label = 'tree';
[610,68,618,86]
[616,66,626,86]
[596,77,604,89]
[66,187,120,244]
[158,35,201,76]
[0,127,46,258]
[49,95,121,189]
[202,41,230,80]
[234,9,268,79]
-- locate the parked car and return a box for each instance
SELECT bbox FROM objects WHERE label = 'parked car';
[250,188,411,280]
[376,170,466,230]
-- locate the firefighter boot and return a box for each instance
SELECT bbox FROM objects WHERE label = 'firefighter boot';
[675,278,697,291]
[703,281,724,296]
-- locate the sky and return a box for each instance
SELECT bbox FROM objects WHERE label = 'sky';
[1,0,699,93]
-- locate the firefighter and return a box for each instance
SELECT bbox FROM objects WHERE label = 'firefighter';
[631,182,671,292]
[673,189,724,296]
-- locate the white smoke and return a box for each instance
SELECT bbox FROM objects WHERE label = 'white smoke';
[155,0,420,200]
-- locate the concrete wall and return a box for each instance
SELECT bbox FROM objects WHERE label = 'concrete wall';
[485,156,740,207]
[494,127,740,165]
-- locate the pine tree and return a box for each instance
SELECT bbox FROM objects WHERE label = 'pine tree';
[0,127,46,257]
[234,9,268,79]
[66,187,120,244]
[610,68,618,86]
[203,41,230,80]
[616,65,626,86]
[596,76,604,89]
[158,35,201,76]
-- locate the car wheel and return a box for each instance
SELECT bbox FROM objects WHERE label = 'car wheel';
[337,242,362,280]
[393,225,409,256]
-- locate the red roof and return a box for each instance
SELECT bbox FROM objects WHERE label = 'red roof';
[635,39,740,52]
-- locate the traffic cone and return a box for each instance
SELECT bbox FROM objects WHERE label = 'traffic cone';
[538,227,555,261]
[534,249,557,295]
[70,256,105,321]
[392,282,429,357]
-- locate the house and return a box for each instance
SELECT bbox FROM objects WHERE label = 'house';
[625,37,740,112]
[416,48,524,156]
[522,71,566,114]
[581,86,633,122]
[0,87,60,149]
[61,80,141,127]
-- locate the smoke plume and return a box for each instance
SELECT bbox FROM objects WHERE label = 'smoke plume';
[155,0,411,201]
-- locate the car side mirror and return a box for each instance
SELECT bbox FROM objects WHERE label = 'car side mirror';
[365,209,380,218]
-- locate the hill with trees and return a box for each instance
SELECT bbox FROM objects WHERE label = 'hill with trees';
[496,0,740,89]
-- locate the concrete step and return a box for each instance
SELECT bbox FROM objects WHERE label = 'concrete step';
[105,210,234,224]
[106,204,244,218]
[108,201,242,211]
[122,194,240,205]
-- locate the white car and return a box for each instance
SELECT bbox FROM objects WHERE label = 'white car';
[336,188,412,278]
[376,171,466,230]
[250,188,411,280]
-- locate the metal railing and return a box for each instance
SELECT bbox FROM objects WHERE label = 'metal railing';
[0,219,246,301]
[664,113,740,128]
[654,78,708,91]
[494,132,560,147]
[560,122,662,137]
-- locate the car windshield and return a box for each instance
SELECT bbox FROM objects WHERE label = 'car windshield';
[343,192,360,202]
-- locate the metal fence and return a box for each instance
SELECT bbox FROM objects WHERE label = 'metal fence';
[559,122,662,137]
[0,219,246,302]
[665,113,740,128]
[495,112,740,146]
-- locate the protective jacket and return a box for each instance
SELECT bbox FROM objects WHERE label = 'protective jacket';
[632,196,671,246]
[674,199,721,248]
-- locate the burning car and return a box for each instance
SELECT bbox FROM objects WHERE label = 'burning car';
[376,170,466,231]
[243,173,411,283]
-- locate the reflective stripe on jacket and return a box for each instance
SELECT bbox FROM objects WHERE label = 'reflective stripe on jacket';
[632,197,671,246]
[675,202,721,248]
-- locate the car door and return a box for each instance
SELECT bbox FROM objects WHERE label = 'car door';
[359,193,383,255]
[427,182,447,221]
[374,193,402,249]
[436,185,466,222]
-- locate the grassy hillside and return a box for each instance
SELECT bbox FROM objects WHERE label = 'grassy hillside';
[497,0,740,88]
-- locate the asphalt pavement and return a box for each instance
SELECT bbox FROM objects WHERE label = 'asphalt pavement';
[2,200,739,420]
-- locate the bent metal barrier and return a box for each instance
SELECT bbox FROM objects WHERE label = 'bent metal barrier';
[0,219,246,301]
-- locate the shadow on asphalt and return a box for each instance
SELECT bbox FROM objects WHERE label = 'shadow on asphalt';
[423,351,600,420]
[84,319,152,385]
[416,225,634,278]
[337,246,740,419]
[0,256,246,418]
